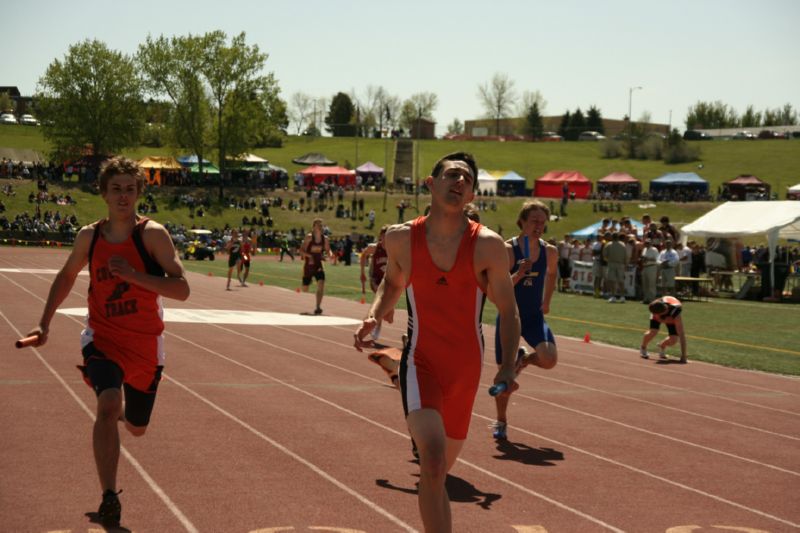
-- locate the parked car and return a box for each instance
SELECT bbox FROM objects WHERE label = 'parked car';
[0,113,17,125]
[578,131,606,141]
[757,130,787,139]
[539,131,563,141]
[19,114,39,126]
[683,130,713,140]
[731,131,755,140]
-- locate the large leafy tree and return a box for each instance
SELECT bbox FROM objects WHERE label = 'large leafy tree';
[685,101,739,129]
[325,92,355,136]
[138,34,214,172]
[37,39,144,160]
[139,31,286,198]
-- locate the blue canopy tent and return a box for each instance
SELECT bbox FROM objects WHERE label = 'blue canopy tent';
[569,219,646,239]
[649,172,709,199]
[177,154,212,167]
[496,171,527,196]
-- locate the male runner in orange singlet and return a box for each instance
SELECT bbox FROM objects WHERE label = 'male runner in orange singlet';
[25,157,190,527]
[354,152,520,533]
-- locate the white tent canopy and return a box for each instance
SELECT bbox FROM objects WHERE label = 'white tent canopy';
[681,201,800,289]
[477,169,497,194]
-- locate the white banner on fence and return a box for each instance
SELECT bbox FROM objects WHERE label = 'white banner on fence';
[570,260,636,297]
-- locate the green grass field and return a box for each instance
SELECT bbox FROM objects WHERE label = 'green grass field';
[3,126,799,375]
[185,255,800,376]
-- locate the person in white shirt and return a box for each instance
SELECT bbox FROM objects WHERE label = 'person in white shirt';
[640,239,660,303]
[658,240,680,294]
[676,242,692,277]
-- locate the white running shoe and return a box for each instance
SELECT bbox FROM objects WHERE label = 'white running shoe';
[640,348,649,359]
[619,296,626,303]
[608,297,617,303]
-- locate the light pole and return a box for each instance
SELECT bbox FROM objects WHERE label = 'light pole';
[628,86,642,136]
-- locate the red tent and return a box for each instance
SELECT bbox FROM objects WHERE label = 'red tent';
[298,165,356,187]
[534,170,592,199]
[597,172,641,198]
[723,174,770,200]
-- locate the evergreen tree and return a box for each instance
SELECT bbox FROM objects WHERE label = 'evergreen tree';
[586,106,604,134]
[566,108,586,141]
[557,111,571,139]
[524,102,544,139]
[325,92,356,137]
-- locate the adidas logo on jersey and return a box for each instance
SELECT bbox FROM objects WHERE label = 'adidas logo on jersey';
[436,276,448,286]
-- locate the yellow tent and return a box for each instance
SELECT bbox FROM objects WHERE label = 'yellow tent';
[138,156,182,186]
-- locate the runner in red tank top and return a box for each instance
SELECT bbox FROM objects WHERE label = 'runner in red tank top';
[300,218,332,315]
[25,157,189,527]
[354,152,520,533]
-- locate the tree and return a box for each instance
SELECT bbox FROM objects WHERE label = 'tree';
[685,101,738,129]
[289,92,314,135]
[325,92,355,136]
[477,73,517,135]
[516,90,547,118]
[524,102,543,139]
[586,106,604,134]
[0,92,15,113]
[566,108,586,141]
[740,105,762,128]
[399,93,438,132]
[199,31,286,191]
[37,39,144,160]
[138,34,215,177]
[557,111,571,138]
[446,118,464,136]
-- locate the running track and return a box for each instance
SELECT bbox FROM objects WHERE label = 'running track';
[1,248,798,533]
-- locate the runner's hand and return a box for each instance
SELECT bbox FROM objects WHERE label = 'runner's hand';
[354,317,378,352]
[24,326,47,347]
[493,366,518,397]
[108,255,136,280]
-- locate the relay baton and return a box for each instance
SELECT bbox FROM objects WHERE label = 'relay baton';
[523,235,530,259]
[15,335,39,349]
[488,382,508,396]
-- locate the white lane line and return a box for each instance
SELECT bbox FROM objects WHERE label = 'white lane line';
[166,327,625,533]
[468,410,800,531]
[0,307,199,533]
[0,268,417,532]
[261,322,800,472]
[553,359,800,417]
[9,259,796,529]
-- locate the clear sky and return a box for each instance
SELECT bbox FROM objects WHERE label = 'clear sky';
[6,0,799,134]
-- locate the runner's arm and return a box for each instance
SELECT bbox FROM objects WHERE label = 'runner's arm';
[109,223,190,301]
[484,233,521,387]
[543,244,558,314]
[360,244,374,281]
[31,225,92,344]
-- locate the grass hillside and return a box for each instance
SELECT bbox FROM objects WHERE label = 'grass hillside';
[2,125,800,194]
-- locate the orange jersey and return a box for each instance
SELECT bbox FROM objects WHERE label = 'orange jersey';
[401,216,486,439]
[87,218,165,340]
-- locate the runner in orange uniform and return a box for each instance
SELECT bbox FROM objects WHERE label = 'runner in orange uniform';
[26,157,189,527]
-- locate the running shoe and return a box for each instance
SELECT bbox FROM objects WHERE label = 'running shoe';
[659,350,668,360]
[97,489,122,527]
[490,421,507,440]
[313,307,323,315]
[639,348,649,359]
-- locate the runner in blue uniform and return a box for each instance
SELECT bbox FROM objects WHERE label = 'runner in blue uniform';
[491,200,558,440]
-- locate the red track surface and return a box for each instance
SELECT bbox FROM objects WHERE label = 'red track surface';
[1,248,798,533]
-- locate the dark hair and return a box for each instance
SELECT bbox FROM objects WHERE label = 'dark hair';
[431,152,478,191]
[99,157,144,194]
[649,301,667,314]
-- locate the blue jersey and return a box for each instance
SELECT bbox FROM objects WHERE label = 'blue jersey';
[495,236,555,363]
[510,236,547,324]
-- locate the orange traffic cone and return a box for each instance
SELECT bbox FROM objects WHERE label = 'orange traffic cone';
[207,272,213,277]
[295,287,301,293]
[259,280,264,286]
[359,296,366,304]
[583,332,591,343]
